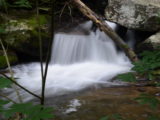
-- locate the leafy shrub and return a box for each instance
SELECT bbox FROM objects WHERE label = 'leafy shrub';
[118,50,160,82]
[0,77,54,120]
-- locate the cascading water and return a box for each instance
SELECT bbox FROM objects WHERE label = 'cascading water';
[8,21,133,101]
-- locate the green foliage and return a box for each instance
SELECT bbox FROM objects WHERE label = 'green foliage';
[0,25,6,34]
[117,50,160,119]
[0,0,32,9]
[117,72,137,82]
[135,94,160,110]
[0,101,54,120]
[111,114,125,120]
[0,77,12,88]
[27,15,47,28]
[100,116,110,120]
[132,50,160,80]
[0,100,10,113]
[13,0,32,8]
[0,76,54,120]
[118,50,160,82]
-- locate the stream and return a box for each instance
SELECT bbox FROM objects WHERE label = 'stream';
[5,21,160,119]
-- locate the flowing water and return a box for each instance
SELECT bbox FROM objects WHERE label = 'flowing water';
[8,21,133,102]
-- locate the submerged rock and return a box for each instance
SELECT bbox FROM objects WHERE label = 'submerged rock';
[105,0,160,31]
[54,87,160,120]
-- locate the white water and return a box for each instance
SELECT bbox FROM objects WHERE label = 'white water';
[9,21,132,101]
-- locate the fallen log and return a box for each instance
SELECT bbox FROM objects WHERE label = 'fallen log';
[71,0,138,62]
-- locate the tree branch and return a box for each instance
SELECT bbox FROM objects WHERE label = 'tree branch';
[0,73,42,100]
[71,0,138,62]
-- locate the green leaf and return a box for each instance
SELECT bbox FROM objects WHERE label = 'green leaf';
[117,72,137,82]
[13,0,32,8]
[130,50,160,80]
[0,77,12,88]
[0,100,10,114]
[0,100,10,106]
[0,27,5,33]
[111,114,124,120]
[100,116,110,120]
[3,103,54,120]
[135,94,160,110]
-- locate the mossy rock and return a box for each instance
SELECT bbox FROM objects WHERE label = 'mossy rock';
[0,51,18,68]
[0,12,51,60]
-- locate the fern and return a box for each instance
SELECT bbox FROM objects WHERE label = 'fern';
[117,72,137,82]
[118,50,160,82]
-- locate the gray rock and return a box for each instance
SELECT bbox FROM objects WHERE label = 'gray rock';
[105,0,160,31]
[139,31,160,50]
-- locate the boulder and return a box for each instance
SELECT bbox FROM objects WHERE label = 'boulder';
[138,31,160,50]
[0,12,51,60]
[105,0,160,31]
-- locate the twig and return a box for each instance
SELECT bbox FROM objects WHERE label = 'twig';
[41,0,55,105]
[0,39,23,103]
[67,4,73,22]
[1,73,42,100]
[0,93,17,104]
[59,2,68,19]
[36,0,44,89]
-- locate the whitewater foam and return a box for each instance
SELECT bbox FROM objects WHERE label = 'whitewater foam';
[7,21,132,102]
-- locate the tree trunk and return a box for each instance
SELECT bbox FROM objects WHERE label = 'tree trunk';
[71,0,138,62]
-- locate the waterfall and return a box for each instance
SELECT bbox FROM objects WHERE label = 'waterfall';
[51,21,121,64]
[8,21,132,101]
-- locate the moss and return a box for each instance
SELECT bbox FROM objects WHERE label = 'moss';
[0,53,18,68]
[1,13,50,58]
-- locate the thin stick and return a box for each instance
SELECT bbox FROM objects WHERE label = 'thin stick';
[0,93,17,104]
[36,0,44,83]
[41,0,55,105]
[59,2,68,19]
[0,39,23,103]
[1,73,42,100]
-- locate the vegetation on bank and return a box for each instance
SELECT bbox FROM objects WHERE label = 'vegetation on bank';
[117,50,160,120]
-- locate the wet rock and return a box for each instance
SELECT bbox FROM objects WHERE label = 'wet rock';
[0,9,87,61]
[138,31,160,50]
[105,0,160,31]
[54,87,160,120]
